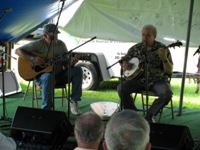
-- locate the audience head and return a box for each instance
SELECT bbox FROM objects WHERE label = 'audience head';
[74,111,104,149]
[103,110,151,150]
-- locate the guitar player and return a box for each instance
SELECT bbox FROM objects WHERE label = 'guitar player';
[117,24,174,123]
[15,23,83,115]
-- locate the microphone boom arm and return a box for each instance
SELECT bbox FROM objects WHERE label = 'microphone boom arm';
[193,45,200,56]
[48,36,97,65]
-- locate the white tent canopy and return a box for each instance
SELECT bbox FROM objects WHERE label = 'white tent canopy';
[62,0,200,47]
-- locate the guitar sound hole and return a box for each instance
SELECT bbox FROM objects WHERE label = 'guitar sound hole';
[34,66,45,72]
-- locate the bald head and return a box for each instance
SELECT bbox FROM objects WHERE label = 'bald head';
[75,112,104,144]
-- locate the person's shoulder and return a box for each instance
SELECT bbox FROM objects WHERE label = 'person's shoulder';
[154,41,165,47]
[57,39,65,44]
[129,42,143,49]
[135,42,143,47]
[28,38,45,46]
[30,38,47,49]
[57,39,66,46]
[36,38,46,43]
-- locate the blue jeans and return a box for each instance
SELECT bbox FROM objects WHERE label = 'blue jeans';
[35,66,83,110]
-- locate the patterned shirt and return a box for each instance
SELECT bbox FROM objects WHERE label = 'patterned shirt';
[125,41,173,85]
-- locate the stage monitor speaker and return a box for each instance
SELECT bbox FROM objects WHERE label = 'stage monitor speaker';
[0,69,21,97]
[10,106,73,148]
[150,123,194,150]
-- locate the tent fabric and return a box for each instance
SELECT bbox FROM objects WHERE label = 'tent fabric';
[0,0,77,43]
[64,0,200,47]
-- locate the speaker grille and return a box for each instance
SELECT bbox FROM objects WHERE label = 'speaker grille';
[11,106,73,148]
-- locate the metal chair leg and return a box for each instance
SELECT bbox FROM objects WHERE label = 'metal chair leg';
[22,81,31,101]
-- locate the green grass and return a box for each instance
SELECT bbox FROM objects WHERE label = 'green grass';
[170,78,200,109]
[20,78,200,109]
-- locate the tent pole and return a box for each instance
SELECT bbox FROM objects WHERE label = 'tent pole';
[178,0,194,116]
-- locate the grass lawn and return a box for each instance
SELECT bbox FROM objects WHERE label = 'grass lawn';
[20,78,200,109]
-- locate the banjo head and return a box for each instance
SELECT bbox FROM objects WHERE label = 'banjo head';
[124,57,140,76]
[123,57,143,80]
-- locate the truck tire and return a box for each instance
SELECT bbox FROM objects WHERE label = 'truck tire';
[76,61,99,90]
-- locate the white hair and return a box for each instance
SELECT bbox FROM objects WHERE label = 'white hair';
[105,110,150,150]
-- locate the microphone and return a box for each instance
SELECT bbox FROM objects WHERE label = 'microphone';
[0,8,12,21]
[50,35,55,40]
[142,41,148,48]
[193,46,200,56]
[91,36,97,40]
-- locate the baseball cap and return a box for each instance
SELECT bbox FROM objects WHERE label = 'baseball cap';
[43,24,60,36]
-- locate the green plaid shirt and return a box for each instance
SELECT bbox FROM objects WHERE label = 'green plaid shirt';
[126,41,173,86]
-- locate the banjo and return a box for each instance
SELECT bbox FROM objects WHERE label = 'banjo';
[123,41,182,80]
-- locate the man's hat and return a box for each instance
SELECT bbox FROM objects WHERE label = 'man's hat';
[43,24,60,36]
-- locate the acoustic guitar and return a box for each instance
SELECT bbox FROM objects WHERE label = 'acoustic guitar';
[18,52,81,81]
[18,52,53,81]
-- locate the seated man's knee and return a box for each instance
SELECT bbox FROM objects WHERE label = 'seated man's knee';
[74,66,83,75]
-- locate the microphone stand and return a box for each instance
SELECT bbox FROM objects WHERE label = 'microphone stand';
[45,0,95,117]
[107,43,150,115]
[52,0,65,111]
[119,65,124,111]
[107,50,135,111]
[0,46,16,128]
[43,0,66,112]
[51,0,94,117]
[48,37,97,64]
[107,58,125,111]
[143,45,150,120]
[48,37,96,117]
[51,39,56,111]
[67,51,71,118]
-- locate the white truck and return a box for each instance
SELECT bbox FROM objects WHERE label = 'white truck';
[67,37,133,90]
[59,30,199,91]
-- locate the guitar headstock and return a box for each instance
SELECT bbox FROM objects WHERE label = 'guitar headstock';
[167,41,183,48]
